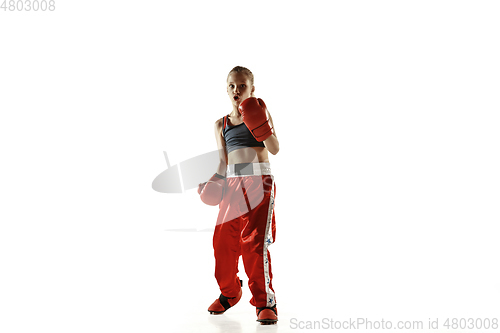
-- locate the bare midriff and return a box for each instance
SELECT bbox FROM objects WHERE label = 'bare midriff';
[227,146,269,165]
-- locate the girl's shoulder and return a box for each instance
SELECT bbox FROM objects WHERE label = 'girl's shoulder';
[214,116,227,134]
[215,116,225,127]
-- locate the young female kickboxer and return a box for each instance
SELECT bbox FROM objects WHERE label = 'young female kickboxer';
[198,66,280,324]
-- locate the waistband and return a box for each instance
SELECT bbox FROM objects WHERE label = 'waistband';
[226,162,272,177]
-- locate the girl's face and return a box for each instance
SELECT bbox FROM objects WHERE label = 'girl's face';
[227,73,255,108]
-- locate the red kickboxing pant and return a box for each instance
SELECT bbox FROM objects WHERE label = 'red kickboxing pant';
[213,165,276,308]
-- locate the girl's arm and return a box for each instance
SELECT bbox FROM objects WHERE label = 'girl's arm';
[214,118,228,176]
[263,110,279,155]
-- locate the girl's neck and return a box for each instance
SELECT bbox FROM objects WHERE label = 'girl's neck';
[230,107,240,118]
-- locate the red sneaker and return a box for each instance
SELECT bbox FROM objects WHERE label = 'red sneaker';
[208,281,243,315]
[256,305,278,325]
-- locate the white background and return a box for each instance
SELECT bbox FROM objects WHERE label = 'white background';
[1,1,499,332]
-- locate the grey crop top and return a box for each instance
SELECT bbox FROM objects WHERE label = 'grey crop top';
[223,115,265,153]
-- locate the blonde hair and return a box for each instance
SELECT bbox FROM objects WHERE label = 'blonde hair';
[227,66,254,86]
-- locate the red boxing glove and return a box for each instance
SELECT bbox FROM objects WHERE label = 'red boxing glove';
[238,97,274,142]
[198,173,225,206]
